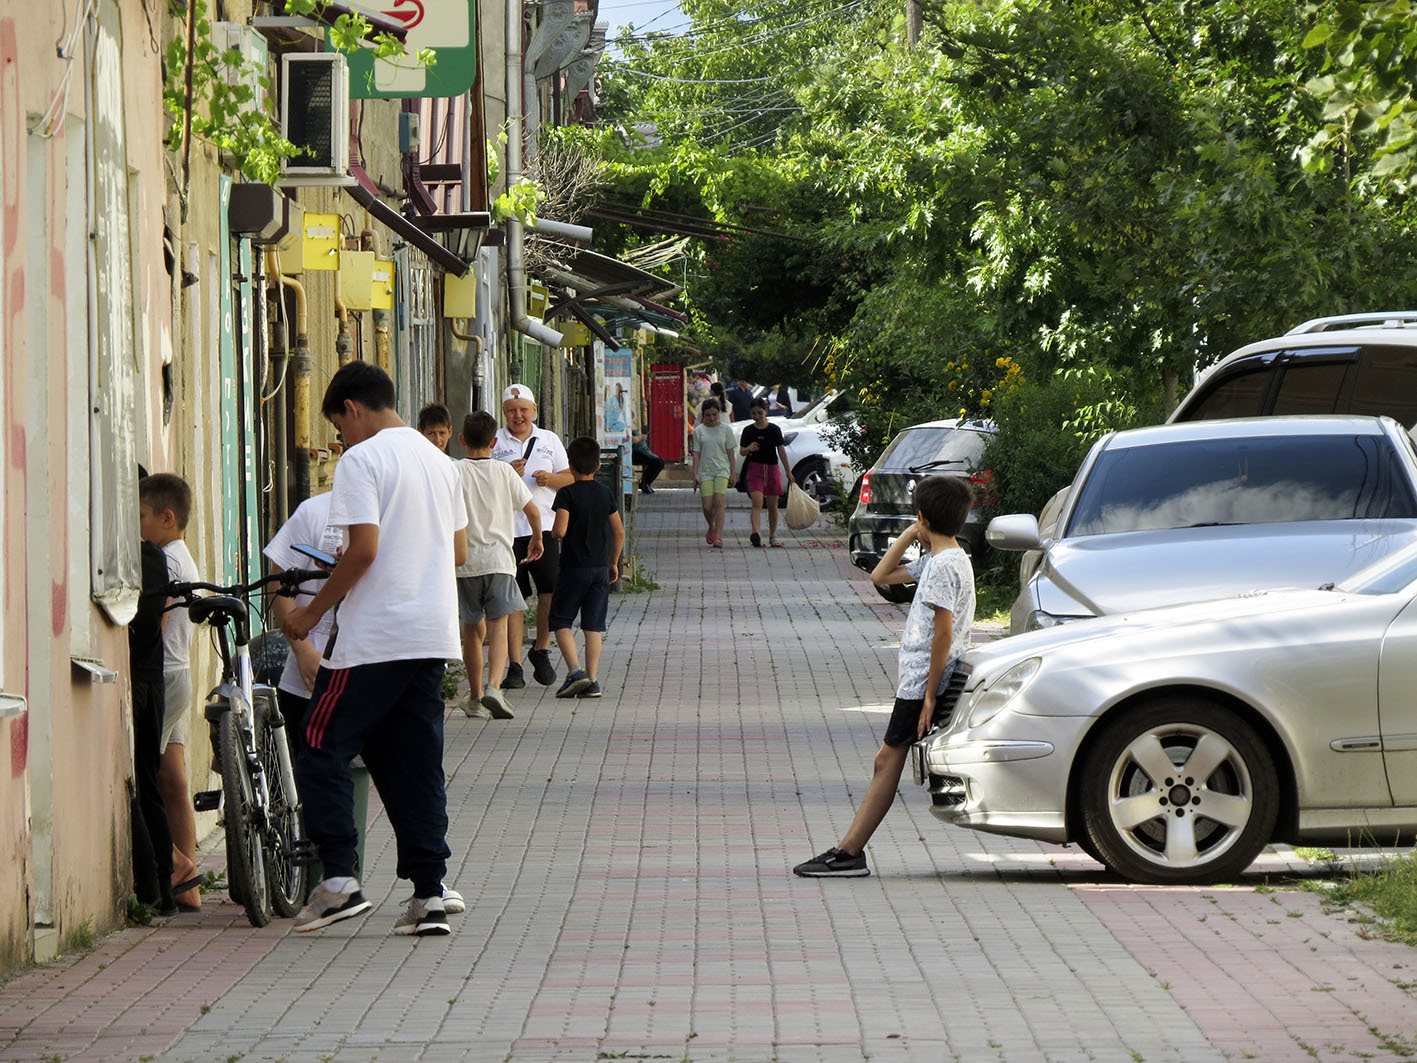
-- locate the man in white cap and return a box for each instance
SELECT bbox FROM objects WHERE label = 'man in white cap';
[491,384,573,688]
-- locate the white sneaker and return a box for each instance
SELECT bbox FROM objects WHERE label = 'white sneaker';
[479,688,514,720]
[441,884,465,914]
[293,879,371,932]
[462,695,493,719]
[393,895,450,936]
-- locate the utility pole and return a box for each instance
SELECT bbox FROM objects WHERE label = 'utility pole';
[906,0,922,48]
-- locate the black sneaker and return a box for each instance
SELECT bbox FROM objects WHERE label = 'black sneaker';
[503,662,526,689]
[793,848,870,878]
[556,669,592,698]
[529,648,556,686]
[750,532,762,548]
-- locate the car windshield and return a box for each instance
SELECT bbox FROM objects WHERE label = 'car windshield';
[878,426,989,472]
[1066,432,1417,537]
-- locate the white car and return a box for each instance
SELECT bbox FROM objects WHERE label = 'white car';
[914,538,1417,884]
[730,392,860,506]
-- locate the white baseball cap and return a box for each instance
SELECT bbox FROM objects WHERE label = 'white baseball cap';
[502,384,536,405]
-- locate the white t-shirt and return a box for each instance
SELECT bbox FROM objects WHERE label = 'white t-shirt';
[455,457,534,578]
[262,493,341,698]
[323,425,467,669]
[491,425,569,537]
[161,539,201,671]
[896,548,975,699]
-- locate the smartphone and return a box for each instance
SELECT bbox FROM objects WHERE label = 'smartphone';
[293,543,339,567]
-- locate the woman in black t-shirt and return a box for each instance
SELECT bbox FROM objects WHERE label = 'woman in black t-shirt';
[737,399,796,547]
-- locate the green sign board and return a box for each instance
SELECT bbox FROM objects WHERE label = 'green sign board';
[337,1,477,99]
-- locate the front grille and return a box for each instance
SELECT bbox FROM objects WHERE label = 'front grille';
[933,666,970,731]
[930,775,967,808]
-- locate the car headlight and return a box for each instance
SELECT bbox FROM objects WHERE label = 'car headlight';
[1027,610,1092,631]
[964,657,1042,729]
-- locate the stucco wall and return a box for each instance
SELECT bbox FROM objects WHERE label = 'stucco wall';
[0,0,167,971]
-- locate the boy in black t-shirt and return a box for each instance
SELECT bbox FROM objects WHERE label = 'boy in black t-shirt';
[549,437,626,699]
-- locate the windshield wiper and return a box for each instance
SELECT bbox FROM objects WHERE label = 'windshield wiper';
[1318,582,1336,591]
[1182,521,1243,528]
[909,459,968,472]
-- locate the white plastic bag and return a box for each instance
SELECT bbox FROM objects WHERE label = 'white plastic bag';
[785,482,821,530]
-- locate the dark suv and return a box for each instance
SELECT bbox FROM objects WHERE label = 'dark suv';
[1171,312,1417,424]
[847,419,996,602]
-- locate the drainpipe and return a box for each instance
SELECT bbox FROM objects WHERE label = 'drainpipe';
[360,228,392,372]
[279,273,313,504]
[507,0,564,348]
[262,253,290,526]
[529,218,593,244]
[333,276,354,364]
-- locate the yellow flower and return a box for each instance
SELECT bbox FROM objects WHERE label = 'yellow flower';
[948,380,958,391]
[946,361,955,371]
[981,389,993,402]
[995,357,1007,368]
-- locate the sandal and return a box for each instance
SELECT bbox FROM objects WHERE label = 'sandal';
[769,538,785,548]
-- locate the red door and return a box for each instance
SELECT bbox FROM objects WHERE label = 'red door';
[649,363,685,461]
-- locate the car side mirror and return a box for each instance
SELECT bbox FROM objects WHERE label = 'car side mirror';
[986,513,1043,551]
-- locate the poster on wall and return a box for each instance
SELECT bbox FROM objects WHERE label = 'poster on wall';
[601,343,634,497]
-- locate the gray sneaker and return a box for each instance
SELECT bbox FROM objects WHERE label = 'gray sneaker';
[462,696,493,719]
[293,880,372,932]
[393,895,450,936]
[479,688,514,720]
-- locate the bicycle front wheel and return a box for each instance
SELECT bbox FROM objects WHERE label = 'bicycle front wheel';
[256,699,310,918]
[219,710,272,928]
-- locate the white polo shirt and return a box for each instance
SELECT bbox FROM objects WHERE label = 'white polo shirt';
[491,425,569,537]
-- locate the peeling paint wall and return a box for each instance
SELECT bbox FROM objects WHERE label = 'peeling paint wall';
[0,0,166,971]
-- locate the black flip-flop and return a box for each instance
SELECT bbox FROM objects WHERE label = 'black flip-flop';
[172,875,204,896]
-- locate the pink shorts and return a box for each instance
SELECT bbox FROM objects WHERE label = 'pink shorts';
[745,462,783,496]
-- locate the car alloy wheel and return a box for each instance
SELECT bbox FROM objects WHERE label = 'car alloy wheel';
[1080,698,1278,884]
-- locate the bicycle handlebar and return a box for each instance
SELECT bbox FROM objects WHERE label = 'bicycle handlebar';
[145,568,330,609]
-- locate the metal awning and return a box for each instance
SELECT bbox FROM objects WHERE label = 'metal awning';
[345,175,470,277]
[533,247,681,304]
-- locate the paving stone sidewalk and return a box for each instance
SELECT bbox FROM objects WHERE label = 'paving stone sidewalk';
[1,488,1414,1062]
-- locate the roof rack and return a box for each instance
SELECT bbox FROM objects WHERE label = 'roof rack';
[1286,312,1417,335]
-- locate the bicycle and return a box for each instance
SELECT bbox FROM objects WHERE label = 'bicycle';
[155,568,329,927]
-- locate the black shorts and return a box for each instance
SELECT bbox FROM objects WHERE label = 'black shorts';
[513,532,559,598]
[548,565,611,633]
[882,696,948,748]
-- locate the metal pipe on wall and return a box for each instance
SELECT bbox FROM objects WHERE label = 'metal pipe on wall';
[506,0,564,349]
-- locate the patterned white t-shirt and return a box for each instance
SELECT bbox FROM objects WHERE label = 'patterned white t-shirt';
[896,547,975,699]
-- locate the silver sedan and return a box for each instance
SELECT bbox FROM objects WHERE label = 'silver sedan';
[914,541,1417,884]
[988,415,1417,634]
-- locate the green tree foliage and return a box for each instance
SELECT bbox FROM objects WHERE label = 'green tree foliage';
[1299,1,1417,188]
[597,0,1417,514]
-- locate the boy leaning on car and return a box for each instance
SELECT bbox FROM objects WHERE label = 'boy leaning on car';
[794,475,976,878]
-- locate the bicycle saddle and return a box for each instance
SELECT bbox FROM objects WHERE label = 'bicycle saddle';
[188,594,246,625]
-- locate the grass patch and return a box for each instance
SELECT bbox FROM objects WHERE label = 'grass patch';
[126,895,157,927]
[974,580,1015,627]
[441,663,466,701]
[621,557,659,592]
[1299,850,1417,946]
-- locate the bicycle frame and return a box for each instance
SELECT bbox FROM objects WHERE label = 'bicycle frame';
[159,569,327,926]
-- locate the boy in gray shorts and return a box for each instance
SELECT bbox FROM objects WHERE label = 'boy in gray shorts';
[456,411,543,719]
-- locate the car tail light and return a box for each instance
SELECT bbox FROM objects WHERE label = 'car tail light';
[970,469,997,506]
[858,471,871,504]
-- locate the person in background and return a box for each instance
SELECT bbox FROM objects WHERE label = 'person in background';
[417,402,454,454]
[455,411,543,721]
[766,384,793,417]
[549,437,626,700]
[492,384,572,689]
[737,398,795,548]
[138,472,204,912]
[691,400,736,549]
[725,379,753,422]
[631,427,664,494]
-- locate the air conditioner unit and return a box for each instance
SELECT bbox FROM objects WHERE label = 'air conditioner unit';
[212,22,270,119]
[280,52,349,177]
